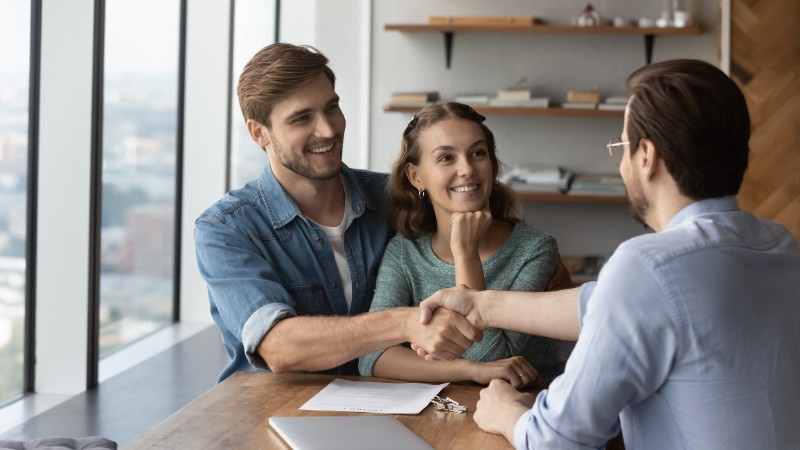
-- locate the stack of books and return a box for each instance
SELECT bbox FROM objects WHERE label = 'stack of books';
[501,165,573,193]
[489,87,550,108]
[389,91,440,107]
[598,95,629,111]
[561,89,600,109]
[568,173,626,196]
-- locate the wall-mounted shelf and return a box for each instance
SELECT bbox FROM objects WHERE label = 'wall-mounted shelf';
[515,192,628,204]
[385,104,624,118]
[385,23,703,67]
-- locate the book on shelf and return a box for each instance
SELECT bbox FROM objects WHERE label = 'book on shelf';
[489,97,550,108]
[561,101,597,109]
[390,91,440,104]
[454,93,491,105]
[496,87,532,101]
[568,173,626,196]
[598,95,629,110]
[429,16,536,26]
[597,102,627,111]
[561,255,606,283]
[501,165,572,193]
[566,89,600,104]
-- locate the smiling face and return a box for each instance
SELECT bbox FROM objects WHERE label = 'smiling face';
[248,72,346,183]
[405,118,494,221]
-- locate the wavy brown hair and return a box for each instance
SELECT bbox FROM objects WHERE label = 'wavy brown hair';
[237,43,336,128]
[387,102,521,240]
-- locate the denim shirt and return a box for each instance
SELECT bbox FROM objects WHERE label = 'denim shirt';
[195,160,392,382]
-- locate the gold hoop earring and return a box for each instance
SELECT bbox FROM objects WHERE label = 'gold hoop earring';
[418,190,426,198]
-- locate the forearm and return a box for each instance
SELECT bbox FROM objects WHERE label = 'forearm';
[259,308,415,373]
[479,288,580,341]
[373,346,473,382]
[454,252,486,291]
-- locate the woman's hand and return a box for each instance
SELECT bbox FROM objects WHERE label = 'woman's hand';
[450,209,492,260]
[466,356,539,389]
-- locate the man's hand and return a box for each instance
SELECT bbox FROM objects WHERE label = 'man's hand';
[405,307,482,360]
[418,285,485,328]
[474,379,535,444]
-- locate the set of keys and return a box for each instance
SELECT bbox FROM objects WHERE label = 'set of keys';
[430,396,468,414]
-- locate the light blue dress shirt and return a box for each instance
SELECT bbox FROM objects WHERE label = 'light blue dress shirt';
[514,196,800,449]
[194,161,392,382]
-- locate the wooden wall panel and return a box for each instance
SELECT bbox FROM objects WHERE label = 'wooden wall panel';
[731,0,800,240]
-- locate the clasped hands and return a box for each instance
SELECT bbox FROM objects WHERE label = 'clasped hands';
[411,285,534,440]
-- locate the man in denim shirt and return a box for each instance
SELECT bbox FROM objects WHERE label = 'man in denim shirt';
[419,60,800,449]
[195,43,484,382]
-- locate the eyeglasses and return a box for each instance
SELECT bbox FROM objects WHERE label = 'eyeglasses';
[607,137,629,166]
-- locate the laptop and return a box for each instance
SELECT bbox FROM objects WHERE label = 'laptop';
[268,415,434,450]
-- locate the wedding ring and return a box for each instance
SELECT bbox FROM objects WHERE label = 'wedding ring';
[519,373,526,378]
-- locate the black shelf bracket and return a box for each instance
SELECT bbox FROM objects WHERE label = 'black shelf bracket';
[644,34,654,64]
[443,31,454,68]
[441,30,656,67]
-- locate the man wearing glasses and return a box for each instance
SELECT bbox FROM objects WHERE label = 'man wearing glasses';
[418,59,800,449]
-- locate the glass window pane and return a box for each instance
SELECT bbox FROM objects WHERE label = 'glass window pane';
[0,0,31,404]
[230,0,277,188]
[99,0,180,356]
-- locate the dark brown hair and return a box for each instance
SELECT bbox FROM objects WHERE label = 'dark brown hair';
[625,59,750,199]
[237,43,336,128]
[387,102,521,240]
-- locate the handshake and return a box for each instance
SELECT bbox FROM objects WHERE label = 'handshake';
[408,282,580,361]
[409,285,489,361]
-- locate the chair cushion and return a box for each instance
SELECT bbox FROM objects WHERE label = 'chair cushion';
[0,436,116,450]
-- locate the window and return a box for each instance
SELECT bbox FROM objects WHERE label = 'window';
[229,0,277,188]
[0,0,31,404]
[99,0,181,356]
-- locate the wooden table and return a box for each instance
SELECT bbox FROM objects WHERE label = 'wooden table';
[126,372,518,449]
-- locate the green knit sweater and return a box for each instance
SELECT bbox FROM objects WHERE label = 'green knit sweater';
[358,222,565,383]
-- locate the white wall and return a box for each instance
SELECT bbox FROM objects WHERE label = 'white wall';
[280,0,372,169]
[180,0,232,323]
[369,0,719,255]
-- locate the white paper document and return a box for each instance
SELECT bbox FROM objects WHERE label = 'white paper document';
[299,379,448,414]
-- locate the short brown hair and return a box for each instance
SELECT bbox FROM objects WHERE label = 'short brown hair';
[625,59,750,199]
[237,43,336,128]
[387,102,521,240]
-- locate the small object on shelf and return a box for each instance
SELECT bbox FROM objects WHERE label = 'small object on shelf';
[561,102,597,110]
[390,91,440,104]
[496,88,532,101]
[454,93,491,105]
[489,97,550,108]
[561,255,606,283]
[563,89,600,109]
[575,3,602,27]
[566,89,600,104]
[673,10,692,27]
[598,95,629,111]
[428,15,536,26]
[568,173,626,196]
[612,16,629,28]
[638,17,655,28]
[597,103,627,111]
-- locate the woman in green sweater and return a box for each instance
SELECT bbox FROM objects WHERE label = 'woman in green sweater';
[359,102,565,386]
